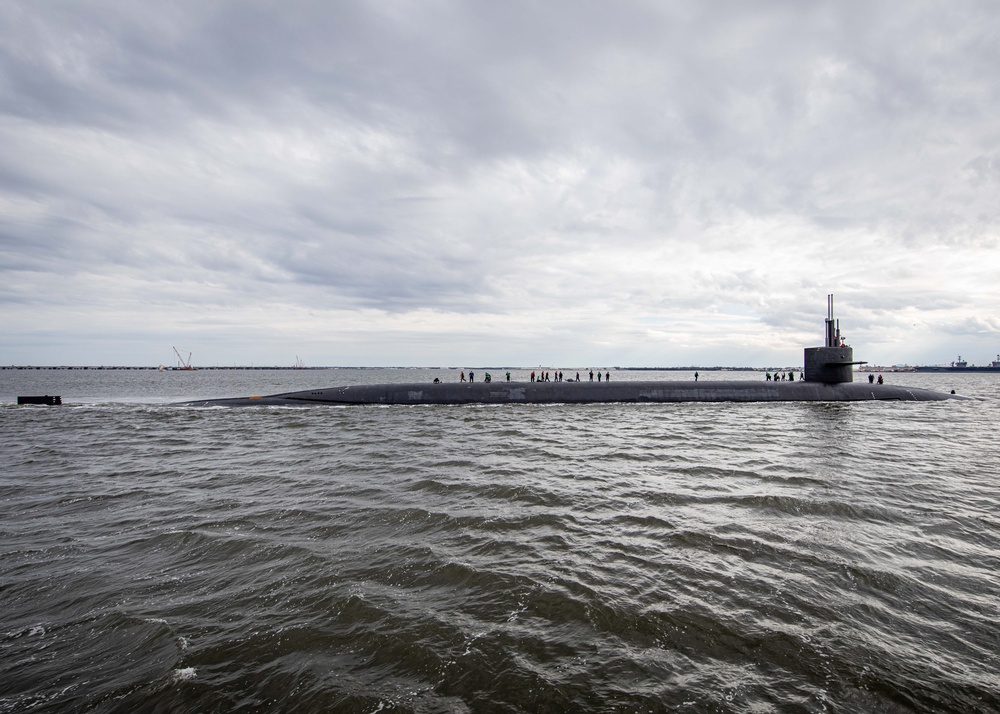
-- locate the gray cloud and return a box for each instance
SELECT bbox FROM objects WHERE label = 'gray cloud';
[1,1,998,366]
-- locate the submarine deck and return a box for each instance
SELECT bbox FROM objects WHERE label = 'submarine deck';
[181,379,965,406]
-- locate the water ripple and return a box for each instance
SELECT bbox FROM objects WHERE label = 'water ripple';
[1,374,999,711]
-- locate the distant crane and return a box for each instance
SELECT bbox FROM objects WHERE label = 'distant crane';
[294,356,306,369]
[172,347,195,370]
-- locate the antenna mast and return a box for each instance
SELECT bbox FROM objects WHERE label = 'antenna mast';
[825,294,839,347]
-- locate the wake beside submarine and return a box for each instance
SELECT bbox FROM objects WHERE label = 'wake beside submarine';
[182,296,966,407]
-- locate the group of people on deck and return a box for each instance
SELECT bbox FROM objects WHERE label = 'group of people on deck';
[765,371,801,381]
[459,371,499,382]
[458,369,610,383]
[452,368,887,385]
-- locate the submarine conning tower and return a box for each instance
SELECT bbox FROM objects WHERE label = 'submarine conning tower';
[803,294,867,383]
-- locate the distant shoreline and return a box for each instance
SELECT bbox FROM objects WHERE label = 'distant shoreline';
[1,365,330,371]
[6,364,993,373]
[0,365,828,372]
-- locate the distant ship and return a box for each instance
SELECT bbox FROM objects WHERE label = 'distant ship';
[913,355,1000,373]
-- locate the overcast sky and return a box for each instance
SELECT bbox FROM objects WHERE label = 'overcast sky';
[2,1,998,368]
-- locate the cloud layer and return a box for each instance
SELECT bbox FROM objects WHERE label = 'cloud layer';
[2,1,998,366]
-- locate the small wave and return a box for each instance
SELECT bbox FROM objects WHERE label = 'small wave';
[170,667,196,683]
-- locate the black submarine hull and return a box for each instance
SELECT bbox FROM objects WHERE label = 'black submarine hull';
[181,379,964,407]
[180,296,970,407]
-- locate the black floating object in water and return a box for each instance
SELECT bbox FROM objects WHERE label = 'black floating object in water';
[17,395,62,405]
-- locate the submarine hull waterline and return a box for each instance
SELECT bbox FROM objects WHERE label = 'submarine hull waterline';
[181,380,964,407]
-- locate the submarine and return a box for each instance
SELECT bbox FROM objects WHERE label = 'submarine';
[182,296,966,407]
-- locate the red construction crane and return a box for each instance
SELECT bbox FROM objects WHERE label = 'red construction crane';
[172,347,195,370]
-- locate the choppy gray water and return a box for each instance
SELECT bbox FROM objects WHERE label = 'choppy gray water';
[2,369,998,712]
